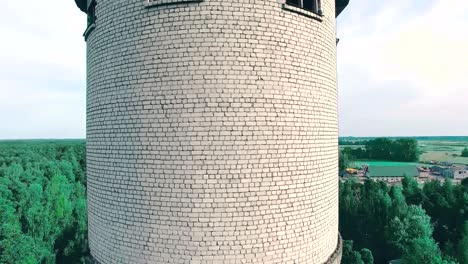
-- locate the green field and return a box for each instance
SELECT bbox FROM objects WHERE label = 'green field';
[419,139,468,165]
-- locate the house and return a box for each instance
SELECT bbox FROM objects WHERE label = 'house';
[453,166,468,180]
[367,166,419,182]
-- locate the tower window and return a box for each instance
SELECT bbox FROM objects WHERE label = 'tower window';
[145,0,203,8]
[286,0,322,15]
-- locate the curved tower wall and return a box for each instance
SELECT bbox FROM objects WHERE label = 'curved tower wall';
[86,0,340,263]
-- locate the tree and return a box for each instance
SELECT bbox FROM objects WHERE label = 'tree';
[402,176,424,205]
[366,138,393,160]
[342,146,367,160]
[458,222,468,264]
[24,183,47,240]
[394,138,419,162]
[387,205,433,253]
[360,248,374,264]
[401,237,444,264]
[339,180,361,240]
[340,176,467,264]
[462,147,468,157]
[389,186,407,218]
[360,138,419,162]
[0,140,90,263]
[460,175,468,185]
[340,151,352,171]
[342,240,364,264]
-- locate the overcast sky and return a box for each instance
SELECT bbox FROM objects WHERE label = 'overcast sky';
[337,0,468,136]
[0,0,467,139]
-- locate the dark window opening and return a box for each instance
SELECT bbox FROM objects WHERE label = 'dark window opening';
[286,0,322,15]
[303,0,315,11]
[286,0,300,7]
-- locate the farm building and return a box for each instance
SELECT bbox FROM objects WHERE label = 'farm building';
[430,166,443,174]
[366,165,419,182]
[440,161,453,166]
[453,166,468,180]
[431,165,468,179]
[430,166,453,178]
[442,168,451,178]
[418,167,431,178]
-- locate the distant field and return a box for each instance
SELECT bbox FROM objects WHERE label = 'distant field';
[339,145,365,150]
[339,136,468,165]
[353,161,425,167]
[419,139,468,165]
[340,136,468,142]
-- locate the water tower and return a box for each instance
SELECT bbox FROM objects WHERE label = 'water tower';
[74,0,349,262]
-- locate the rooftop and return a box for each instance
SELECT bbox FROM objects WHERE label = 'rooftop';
[367,166,419,178]
[74,0,350,17]
[335,0,349,17]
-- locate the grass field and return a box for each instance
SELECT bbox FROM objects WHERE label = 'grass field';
[419,139,468,165]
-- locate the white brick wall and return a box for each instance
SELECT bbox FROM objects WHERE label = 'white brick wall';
[85,0,340,263]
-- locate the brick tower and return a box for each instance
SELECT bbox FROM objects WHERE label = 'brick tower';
[74,0,349,263]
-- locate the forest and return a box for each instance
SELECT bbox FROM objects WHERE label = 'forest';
[0,140,90,263]
[341,177,468,264]
[0,140,467,264]
[341,138,420,163]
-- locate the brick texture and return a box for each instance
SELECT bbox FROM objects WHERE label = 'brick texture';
[85,0,340,263]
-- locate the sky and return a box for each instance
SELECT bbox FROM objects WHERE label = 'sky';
[337,0,468,136]
[0,0,467,139]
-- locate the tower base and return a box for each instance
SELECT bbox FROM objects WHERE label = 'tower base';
[325,234,343,264]
[89,234,342,264]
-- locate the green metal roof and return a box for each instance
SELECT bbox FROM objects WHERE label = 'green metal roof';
[367,166,419,178]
